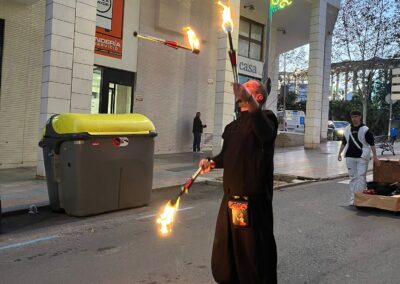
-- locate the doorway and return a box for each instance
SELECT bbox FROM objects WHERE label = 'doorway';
[91,66,135,114]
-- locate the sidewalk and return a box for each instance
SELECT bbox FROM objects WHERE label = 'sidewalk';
[1,141,399,214]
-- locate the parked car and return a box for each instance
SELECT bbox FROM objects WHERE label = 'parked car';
[328,120,349,141]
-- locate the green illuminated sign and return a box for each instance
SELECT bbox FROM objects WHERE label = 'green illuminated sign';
[270,0,293,14]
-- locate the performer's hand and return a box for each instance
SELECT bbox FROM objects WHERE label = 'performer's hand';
[232,82,251,103]
[199,159,215,174]
[338,154,342,162]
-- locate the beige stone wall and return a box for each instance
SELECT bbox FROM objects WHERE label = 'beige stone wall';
[135,0,218,154]
[0,1,45,168]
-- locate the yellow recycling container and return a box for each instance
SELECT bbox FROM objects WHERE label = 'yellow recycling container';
[39,113,157,216]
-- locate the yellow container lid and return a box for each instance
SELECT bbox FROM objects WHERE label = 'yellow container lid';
[47,113,156,136]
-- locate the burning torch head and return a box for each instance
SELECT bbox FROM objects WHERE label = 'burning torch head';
[218,1,234,33]
[157,198,180,236]
[184,26,200,54]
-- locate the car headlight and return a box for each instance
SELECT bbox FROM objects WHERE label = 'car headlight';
[337,129,344,136]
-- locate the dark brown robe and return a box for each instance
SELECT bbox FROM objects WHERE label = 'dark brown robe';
[211,109,278,284]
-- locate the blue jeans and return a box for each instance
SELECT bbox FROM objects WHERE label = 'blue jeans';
[193,132,202,152]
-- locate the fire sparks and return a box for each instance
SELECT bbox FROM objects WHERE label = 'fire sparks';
[156,198,180,235]
[184,27,200,53]
[156,167,202,236]
[218,1,234,33]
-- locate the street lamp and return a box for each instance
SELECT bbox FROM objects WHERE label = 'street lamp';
[283,52,287,131]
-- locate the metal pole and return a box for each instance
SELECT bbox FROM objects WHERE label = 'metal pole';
[388,69,393,138]
[283,53,287,131]
[262,0,271,86]
[389,98,393,137]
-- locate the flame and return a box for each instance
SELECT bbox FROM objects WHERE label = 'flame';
[184,27,200,51]
[218,1,234,33]
[156,198,180,235]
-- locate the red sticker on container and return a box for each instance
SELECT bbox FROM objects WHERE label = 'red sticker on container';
[112,138,121,147]
[112,137,129,147]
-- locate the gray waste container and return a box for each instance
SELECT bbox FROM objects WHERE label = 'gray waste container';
[39,113,157,216]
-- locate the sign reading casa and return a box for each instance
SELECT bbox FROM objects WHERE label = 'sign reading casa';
[237,56,263,79]
[95,0,124,59]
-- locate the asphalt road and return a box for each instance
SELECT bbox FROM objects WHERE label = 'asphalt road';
[1,178,399,284]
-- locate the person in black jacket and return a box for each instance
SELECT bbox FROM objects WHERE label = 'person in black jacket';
[193,112,206,153]
[199,80,278,284]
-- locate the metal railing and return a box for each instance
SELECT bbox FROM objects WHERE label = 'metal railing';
[375,135,395,156]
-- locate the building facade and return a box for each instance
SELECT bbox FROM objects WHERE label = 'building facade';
[0,0,340,174]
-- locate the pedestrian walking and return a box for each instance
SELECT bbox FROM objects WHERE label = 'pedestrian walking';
[199,80,279,283]
[192,112,206,153]
[337,110,381,205]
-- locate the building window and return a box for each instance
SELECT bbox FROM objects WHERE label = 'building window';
[239,74,261,84]
[0,19,4,92]
[238,17,264,61]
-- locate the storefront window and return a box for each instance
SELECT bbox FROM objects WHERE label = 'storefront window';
[238,17,264,61]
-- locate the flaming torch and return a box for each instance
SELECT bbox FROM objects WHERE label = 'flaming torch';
[218,1,238,82]
[133,27,200,54]
[156,167,202,236]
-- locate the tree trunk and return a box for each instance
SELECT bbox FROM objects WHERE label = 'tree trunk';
[362,95,367,124]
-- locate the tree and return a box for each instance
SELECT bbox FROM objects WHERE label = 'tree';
[278,45,309,111]
[279,45,309,73]
[329,79,400,136]
[278,90,306,112]
[332,0,400,124]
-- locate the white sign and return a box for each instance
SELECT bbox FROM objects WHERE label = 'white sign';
[392,68,400,100]
[97,0,113,30]
[237,56,263,79]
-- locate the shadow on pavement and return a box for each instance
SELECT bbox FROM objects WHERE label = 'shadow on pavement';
[0,183,222,237]
[339,205,400,219]
[1,207,79,235]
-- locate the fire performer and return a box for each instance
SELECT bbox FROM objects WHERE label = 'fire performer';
[199,80,278,283]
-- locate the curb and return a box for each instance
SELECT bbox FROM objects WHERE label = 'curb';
[2,204,50,217]
[0,173,353,217]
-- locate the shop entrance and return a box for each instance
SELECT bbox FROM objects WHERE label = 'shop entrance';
[91,66,135,114]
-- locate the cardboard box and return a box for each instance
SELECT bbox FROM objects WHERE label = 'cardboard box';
[373,159,400,183]
[355,193,400,212]
[354,159,400,211]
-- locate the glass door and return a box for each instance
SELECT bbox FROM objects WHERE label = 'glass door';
[91,66,135,114]
[107,83,132,114]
